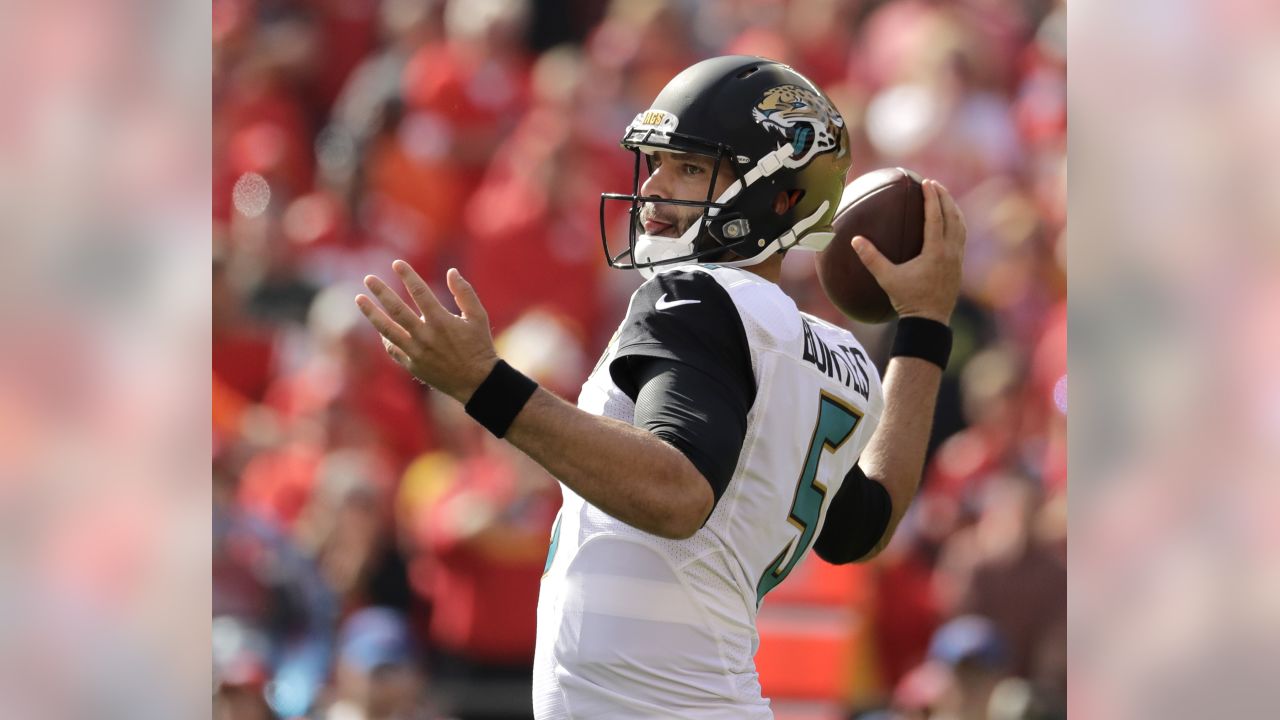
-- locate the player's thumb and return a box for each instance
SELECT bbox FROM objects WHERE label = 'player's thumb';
[851,236,892,280]
[446,268,488,323]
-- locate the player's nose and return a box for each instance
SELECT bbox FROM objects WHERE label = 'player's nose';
[640,163,668,199]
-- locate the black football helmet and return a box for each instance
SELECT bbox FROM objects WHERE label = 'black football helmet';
[600,55,852,278]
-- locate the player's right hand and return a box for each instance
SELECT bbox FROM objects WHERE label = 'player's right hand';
[850,179,965,325]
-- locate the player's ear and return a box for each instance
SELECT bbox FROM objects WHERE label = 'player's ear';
[773,190,804,214]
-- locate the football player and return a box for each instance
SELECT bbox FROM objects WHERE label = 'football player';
[355,55,965,718]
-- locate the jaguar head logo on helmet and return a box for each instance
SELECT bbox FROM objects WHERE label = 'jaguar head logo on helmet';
[751,84,847,167]
[600,56,852,279]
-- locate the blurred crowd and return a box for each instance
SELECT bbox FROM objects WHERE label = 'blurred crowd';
[212,1,1066,719]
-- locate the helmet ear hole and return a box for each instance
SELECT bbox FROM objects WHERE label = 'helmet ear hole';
[774,190,805,215]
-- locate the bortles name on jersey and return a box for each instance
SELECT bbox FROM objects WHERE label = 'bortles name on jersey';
[533,265,888,720]
[801,317,873,401]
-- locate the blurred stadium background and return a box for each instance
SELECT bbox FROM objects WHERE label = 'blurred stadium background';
[212,1,1066,718]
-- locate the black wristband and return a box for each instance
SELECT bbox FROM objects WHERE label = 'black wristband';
[464,360,538,438]
[890,316,953,370]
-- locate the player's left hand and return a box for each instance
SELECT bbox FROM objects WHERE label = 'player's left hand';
[354,260,499,403]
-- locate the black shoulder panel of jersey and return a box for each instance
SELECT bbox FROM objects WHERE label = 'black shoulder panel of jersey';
[608,269,755,403]
[812,465,893,565]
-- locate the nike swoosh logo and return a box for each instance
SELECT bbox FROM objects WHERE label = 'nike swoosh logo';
[655,294,702,310]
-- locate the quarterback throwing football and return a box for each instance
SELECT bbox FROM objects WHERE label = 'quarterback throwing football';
[355,56,965,718]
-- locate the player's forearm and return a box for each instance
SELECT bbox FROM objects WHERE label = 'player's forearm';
[857,355,942,558]
[501,388,712,539]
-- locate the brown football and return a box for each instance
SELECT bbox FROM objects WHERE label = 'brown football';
[816,167,925,323]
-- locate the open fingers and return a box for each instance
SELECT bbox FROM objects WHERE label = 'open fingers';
[355,293,414,349]
[364,274,424,331]
[921,179,943,254]
[936,183,964,248]
[393,260,449,320]
[446,268,489,324]
[382,335,413,367]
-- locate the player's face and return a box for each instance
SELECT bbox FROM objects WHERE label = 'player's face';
[639,151,736,238]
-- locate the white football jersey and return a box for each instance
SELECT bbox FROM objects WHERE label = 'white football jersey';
[533,265,885,719]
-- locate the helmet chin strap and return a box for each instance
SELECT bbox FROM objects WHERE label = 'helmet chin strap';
[631,141,833,278]
[719,142,798,201]
[634,199,832,278]
[713,200,832,271]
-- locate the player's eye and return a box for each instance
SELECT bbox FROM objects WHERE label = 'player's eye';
[683,163,705,176]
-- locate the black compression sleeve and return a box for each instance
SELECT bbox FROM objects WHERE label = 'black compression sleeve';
[626,356,750,506]
[812,465,893,564]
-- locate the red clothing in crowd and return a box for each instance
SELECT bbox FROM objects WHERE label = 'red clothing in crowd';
[1028,301,1067,494]
[461,106,629,338]
[414,454,559,664]
[212,326,277,403]
[872,548,944,688]
[262,339,433,471]
[311,0,380,108]
[237,440,323,530]
[219,73,315,200]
